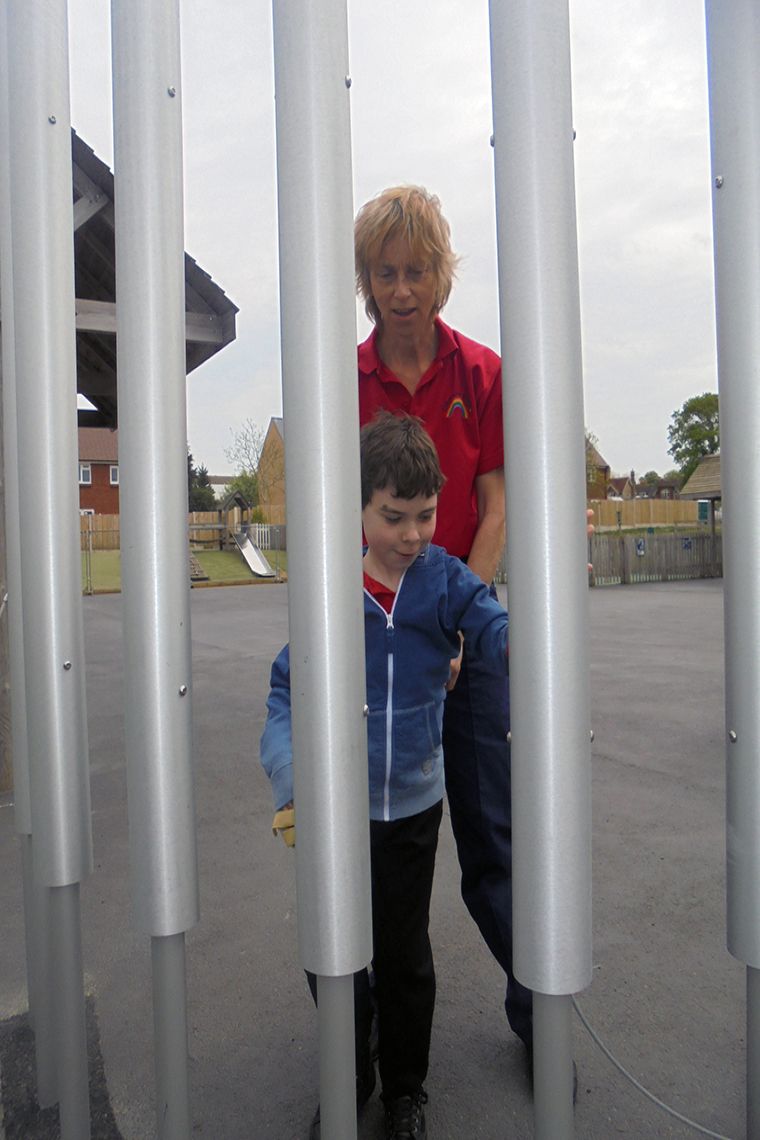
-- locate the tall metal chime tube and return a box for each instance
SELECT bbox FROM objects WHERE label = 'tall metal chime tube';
[704,5,760,1136]
[0,1,51,1099]
[5,2,93,1136]
[272,0,373,1135]
[489,1,592,1135]
[110,2,199,1136]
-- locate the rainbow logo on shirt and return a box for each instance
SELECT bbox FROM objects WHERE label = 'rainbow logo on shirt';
[446,396,469,419]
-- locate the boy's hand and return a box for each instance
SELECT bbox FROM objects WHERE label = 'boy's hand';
[272,803,295,847]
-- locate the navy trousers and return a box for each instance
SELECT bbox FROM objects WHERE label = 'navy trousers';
[442,590,533,1049]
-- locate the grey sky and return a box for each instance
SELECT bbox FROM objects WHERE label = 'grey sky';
[69,0,716,478]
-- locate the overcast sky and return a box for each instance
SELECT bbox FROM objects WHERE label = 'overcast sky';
[68,0,716,479]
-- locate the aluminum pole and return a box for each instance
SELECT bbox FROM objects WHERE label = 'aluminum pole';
[0,13,44,1068]
[272,0,373,1133]
[111,1,199,1135]
[489,1,592,1133]
[705,5,760,1135]
[6,3,92,1133]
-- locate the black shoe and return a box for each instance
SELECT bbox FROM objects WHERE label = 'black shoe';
[308,1059,376,1139]
[383,1089,428,1139]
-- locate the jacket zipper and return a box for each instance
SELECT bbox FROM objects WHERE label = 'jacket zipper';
[364,569,407,821]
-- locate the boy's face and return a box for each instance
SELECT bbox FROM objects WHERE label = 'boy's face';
[362,486,437,577]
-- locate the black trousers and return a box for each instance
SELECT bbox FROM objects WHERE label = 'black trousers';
[442,595,533,1049]
[308,800,442,1100]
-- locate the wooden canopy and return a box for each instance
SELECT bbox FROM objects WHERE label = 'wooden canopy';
[71,130,238,427]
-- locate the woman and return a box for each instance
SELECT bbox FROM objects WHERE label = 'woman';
[354,186,534,1070]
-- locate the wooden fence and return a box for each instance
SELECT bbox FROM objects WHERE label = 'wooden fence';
[589,532,722,586]
[494,531,722,586]
[80,514,288,551]
[589,498,700,529]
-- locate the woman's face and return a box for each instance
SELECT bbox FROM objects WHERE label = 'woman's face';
[369,235,438,338]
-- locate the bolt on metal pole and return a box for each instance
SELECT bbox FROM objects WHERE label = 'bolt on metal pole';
[489,1,592,1136]
[272,1,373,1135]
[704,5,760,1136]
[110,1,199,1136]
[6,3,93,1136]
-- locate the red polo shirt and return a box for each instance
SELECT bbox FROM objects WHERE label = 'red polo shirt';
[358,318,504,559]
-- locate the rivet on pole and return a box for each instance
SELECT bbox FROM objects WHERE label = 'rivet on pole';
[344,76,352,89]
[715,175,724,188]
[48,115,56,124]
[729,729,738,743]
[167,86,176,97]
[63,661,72,671]
[178,684,188,697]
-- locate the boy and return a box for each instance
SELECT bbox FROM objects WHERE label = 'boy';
[260,412,511,1140]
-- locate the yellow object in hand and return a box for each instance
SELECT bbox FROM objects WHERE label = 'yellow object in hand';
[272,806,295,847]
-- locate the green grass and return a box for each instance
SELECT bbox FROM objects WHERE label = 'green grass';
[81,548,287,592]
[81,549,122,592]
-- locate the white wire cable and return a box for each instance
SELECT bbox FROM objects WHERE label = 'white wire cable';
[572,997,734,1140]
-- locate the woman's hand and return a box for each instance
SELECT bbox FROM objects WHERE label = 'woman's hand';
[445,633,465,692]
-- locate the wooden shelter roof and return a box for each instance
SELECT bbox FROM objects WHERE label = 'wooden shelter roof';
[72,130,238,428]
[680,454,722,500]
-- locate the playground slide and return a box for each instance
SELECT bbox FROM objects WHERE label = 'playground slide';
[233,531,276,578]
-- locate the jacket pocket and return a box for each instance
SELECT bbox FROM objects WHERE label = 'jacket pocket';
[392,701,442,791]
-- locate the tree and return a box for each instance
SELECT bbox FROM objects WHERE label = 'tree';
[667,392,719,482]
[225,418,265,507]
[187,449,217,511]
[643,470,660,486]
[227,470,258,508]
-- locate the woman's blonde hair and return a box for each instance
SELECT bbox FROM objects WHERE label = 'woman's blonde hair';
[354,186,460,325]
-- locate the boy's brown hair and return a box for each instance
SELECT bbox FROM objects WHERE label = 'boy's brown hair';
[360,411,445,509]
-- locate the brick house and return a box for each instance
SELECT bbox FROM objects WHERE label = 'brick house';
[79,427,119,514]
[257,417,286,524]
[586,441,611,501]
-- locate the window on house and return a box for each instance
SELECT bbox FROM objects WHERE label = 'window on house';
[110,465,119,485]
[79,463,92,485]
[80,508,95,516]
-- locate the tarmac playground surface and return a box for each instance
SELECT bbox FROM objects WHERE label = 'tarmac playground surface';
[0,578,745,1138]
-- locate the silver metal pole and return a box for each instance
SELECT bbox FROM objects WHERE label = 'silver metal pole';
[111,1,198,1134]
[272,0,372,1131]
[0,11,41,1063]
[152,934,191,1139]
[750,967,760,1139]
[51,883,90,1140]
[6,4,92,1132]
[0,0,31,841]
[317,975,358,1139]
[704,6,760,1136]
[29,876,58,1108]
[533,993,575,1135]
[489,1,592,1134]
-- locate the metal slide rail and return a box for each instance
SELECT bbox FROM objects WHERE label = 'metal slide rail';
[705,5,760,1136]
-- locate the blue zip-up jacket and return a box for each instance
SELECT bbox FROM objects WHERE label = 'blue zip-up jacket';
[260,543,508,822]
